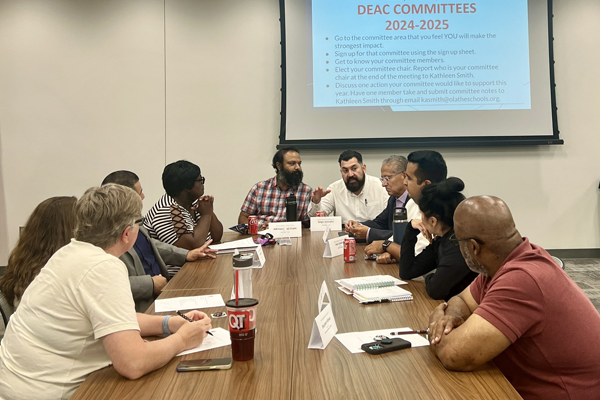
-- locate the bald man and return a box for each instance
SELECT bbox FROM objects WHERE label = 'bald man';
[428,196,600,400]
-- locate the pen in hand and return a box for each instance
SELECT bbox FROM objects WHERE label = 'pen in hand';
[176,310,214,336]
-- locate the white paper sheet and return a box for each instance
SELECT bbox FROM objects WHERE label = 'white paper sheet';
[176,327,231,356]
[154,294,225,313]
[208,238,259,254]
[335,327,429,354]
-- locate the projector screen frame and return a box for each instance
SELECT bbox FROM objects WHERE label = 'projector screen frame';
[278,0,562,149]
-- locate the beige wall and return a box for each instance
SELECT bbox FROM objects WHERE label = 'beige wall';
[1,0,599,264]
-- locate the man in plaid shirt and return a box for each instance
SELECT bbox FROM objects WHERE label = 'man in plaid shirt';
[239,147,312,229]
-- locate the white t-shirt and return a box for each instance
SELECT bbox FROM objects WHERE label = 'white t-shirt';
[406,198,430,256]
[0,240,139,400]
[307,175,389,224]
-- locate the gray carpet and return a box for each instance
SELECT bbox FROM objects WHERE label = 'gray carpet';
[563,258,600,312]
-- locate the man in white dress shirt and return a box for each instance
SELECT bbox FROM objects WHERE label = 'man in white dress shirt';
[308,150,389,225]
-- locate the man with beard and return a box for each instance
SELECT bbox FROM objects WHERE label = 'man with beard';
[428,196,600,400]
[307,150,389,224]
[239,147,312,229]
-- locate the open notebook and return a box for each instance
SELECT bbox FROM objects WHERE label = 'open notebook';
[353,286,413,304]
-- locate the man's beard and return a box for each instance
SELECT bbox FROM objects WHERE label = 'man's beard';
[463,249,488,276]
[278,169,303,187]
[344,174,366,193]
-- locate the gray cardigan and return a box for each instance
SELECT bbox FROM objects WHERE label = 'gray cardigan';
[120,227,188,312]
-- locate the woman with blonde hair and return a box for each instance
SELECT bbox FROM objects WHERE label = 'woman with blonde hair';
[0,196,77,308]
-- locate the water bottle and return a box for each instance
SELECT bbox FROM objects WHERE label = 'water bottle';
[393,207,408,244]
[285,193,297,221]
[232,253,254,299]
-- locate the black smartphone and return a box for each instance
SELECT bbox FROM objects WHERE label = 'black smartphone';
[361,338,411,355]
[364,253,380,261]
[176,358,233,372]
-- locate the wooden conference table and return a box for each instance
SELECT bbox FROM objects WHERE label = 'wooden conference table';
[72,231,521,400]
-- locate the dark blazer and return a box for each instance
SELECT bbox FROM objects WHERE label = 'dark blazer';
[120,227,188,312]
[363,196,396,243]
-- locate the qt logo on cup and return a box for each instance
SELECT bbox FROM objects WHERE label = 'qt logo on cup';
[228,310,255,332]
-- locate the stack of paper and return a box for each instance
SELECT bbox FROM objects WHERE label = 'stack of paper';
[154,294,225,313]
[208,238,259,254]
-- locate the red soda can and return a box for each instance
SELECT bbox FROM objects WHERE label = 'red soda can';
[316,211,326,217]
[343,238,356,263]
[248,216,259,235]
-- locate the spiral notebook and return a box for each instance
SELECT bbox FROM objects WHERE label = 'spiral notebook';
[353,286,413,304]
[338,275,406,293]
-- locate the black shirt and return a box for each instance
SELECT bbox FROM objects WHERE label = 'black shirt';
[399,225,478,301]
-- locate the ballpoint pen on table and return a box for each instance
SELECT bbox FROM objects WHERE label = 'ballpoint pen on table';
[176,310,214,336]
[361,299,391,304]
[390,329,428,336]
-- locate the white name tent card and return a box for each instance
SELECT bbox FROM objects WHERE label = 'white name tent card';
[308,281,338,350]
[335,328,429,354]
[252,244,266,268]
[268,221,302,238]
[310,216,342,232]
[323,235,349,258]
[154,294,225,313]
[322,226,331,243]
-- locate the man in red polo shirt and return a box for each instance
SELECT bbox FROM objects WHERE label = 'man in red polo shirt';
[428,195,600,400]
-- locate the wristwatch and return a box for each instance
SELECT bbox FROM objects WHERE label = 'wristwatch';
[382,239,392,253]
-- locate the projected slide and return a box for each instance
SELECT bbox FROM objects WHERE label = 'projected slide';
[312,1,531,111]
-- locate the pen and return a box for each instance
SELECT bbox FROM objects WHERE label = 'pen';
[176,310,214,336]
[390,329,428,336]
[360,299,390,304]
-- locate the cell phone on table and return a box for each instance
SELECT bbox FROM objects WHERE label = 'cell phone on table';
[176,358,233,372]
[361,338,411,355]
[364,253,380,261]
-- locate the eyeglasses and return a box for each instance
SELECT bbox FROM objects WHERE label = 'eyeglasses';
[196,176,206,185]
[380,173,403,183]
[449,232,485,247]
[134,217,145,226]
